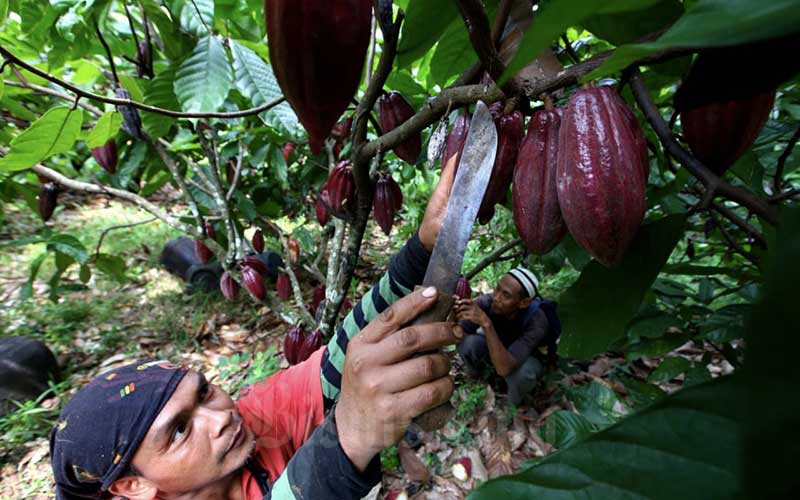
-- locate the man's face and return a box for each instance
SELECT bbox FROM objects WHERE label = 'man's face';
[127,370,255,495]
[490,274,528,316]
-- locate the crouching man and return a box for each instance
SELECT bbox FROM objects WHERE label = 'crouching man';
[454,267,550,406]
[49,163,460,499]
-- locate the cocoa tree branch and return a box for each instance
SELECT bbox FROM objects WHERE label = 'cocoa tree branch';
[629,69,779,226]
[770,187,800,203]
[95,217,157,257]
[263,220,316,327]
[492,0,513,46]
[710,202,767,248]
[3,80,104,117]
[455,0,511,91]
[0,45,286,119]
[465,239,523,280]
[774,124,800,194]
[708,212,759,266]
[225,142,245,201]
[151,139,205,233]
[94,20,120,86]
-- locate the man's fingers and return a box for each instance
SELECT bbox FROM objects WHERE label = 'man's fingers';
[395,376,455,420]
[375,322,459,364]
[359,287,439,344]
[378,354,451,393]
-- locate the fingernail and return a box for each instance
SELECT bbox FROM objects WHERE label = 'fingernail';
[452,326,463,340]
[422,286,437,298]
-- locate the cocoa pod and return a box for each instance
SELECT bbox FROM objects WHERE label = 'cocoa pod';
[316,191,331,227]
[379,91,421,164]
[331,116,353,159]
[455,276,471,300]
[284,325,306,365]
[241,256,268,275]
[323,161,355,217]
[288,239,300,264]
[283,142,295,163]
[296,329,323,363]
[513,107,566,255]
[310,285,326,317]
[91,141,118,174]
[276,273,291,301]
[194,239,213,264]
[609,94,649,180]
[38,183,59,221]
[680,91,775,175]
[205,222,217,241]
[252,229,265,254]
[373,173,403,235]
[264,1,371,154]
[115,87,145,140]
[136,40,153,79]
[220,272,240,301]
[557,86,647,267]
[442,111,470,172]
[478,110,524,224]
[242,265,266,301]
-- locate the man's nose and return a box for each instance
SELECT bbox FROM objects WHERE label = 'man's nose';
[197,406,233,438]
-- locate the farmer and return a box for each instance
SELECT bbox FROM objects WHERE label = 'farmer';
[49,162,459,500]
[454,267,550,405]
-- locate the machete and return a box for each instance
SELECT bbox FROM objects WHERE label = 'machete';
[412,100,498,431]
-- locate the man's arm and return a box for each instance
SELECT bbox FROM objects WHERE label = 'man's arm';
[454,297,518,377]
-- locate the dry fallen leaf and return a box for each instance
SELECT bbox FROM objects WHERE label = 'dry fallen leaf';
[398,442,430,485]
[479,412,513,478]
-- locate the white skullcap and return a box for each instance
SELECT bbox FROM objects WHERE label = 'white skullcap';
[507,267,539,298]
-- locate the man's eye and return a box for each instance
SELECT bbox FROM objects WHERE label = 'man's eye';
[173,422,188,442]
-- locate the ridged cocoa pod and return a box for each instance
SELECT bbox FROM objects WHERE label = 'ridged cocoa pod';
[513,107,566,255]
[331,116,353,159]
[264,1,372,154]
[557,86,647,267]
[478,110,524,224]
[373,173,403,235]
[379,91,421,164]
[288,239,300,264]
[241,256,267,275]
[136,40,153,79]
[316,191,331,227]
[252,229,265,254]
[242,265,266,301]
[38,183,59,221]
[323,161,355,217]
[220,272,240,301]
[283,142,295,163]
[296,329,323,363]
[91,141,118,174]
[455,276,471,300]
[442,111,470,172]
[115,87,145,140]
[276,273,291,301]
[284,325,306,365]
[680,91,775,175]
[610,94,649,179]
[194,239,213,264]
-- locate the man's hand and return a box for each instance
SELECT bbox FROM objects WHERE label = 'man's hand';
[453,296,490,330]
[334,287,458,471]
[418,154,458,252]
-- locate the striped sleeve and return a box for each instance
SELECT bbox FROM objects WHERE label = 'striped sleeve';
[320,232,431,410]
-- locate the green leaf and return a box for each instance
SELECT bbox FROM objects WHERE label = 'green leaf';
[0,107,83,172]
[180,0,214,36]
[543,411,596,449]
[470,376,743,499]
[396,0,459,67]
[86,112,122,149]
[0,79,4,101]
[47,234,88,265]
[625,332,692,361]
[558,215,686,359]
[648,356,691,382]
[142,67,179,139]
[118,76,145,103]
[79,264,91,284]
[584,0,683,46]
[698,304,751,343]
[54,250,75,272]
[267,144,288,185]
[697,277,715,303]
[627,312,682,340]
[586,0,800,80]
[429,17,479,87]
[0,0,8,25]
[730,151,766,194]
[230,40,297,132]
[174,36,233,113]
[93,253,127,282]
[20,253,47,300]
[565,382,626,426]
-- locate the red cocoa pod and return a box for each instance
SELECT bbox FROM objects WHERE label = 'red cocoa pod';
[316,191,331,227]
[296,329,323,364]
[557,86,646,267]
[282,142,295,163]
[194,239,213,264]
[442,111,470,172]
[242,265,266,301]
[452,456,472,481]
[478,110,524,224]
[513,107,566,255]
[324,161,355,216]
[609,93,649,180]
[38,183,58,221]
[288,239,300,264]
[310,285,326,317]
[340,296,353,316]
[252,229,265,254]
[373,173,403,235]
[276,273,291,301]
[264,1,372,154]
[379,91,421,164]
[220,272,240,301]
[284,324,307,365]
[331,116,353,159]
[680,91,775,175]
[455,276,471,300]
[205,222,217,241]
[241,256,268,275]
[136,40,152,79]
[91,141,117,174]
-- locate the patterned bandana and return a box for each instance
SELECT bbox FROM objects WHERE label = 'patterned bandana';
[49,360,188,499]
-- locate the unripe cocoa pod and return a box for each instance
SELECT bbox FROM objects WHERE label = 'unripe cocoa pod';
[324,161,355,217]
[379,91,421,164]
[283,142,295,163]
[288,238,300,264]
[276,273,291,301]
[220,272,240,301]
[91,141,118,174]
[241,256,268,275]
[513,107,566,255]
[194,239,213,264]
[443,111,470,172]
[455,275,471,300]
[478,110,524,224]
[316,192,331,227]
[242,265,266,301]
[557,86,647,267]
[252,229,265,254]
[373,173,403,235]
[284,325,306,365]
[38,183,59,221]
[296,329,323,363]
[264,1,372,154]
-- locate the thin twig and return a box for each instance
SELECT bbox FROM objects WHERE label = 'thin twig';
[492,0,513,47]
[225,142,245,201]
[769,187,800,203]
[708,212,759,266]
[561,34,580,64]
[465,239,523,280]
[263,220,316,326]
[151,139,205,233]
[122,2,141,49]
[365,12,377,83]
[189,0,212,35]
[94,20,119,86]
[95,217,157,257]
[774,124,800,194]
[3,80,103,117]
